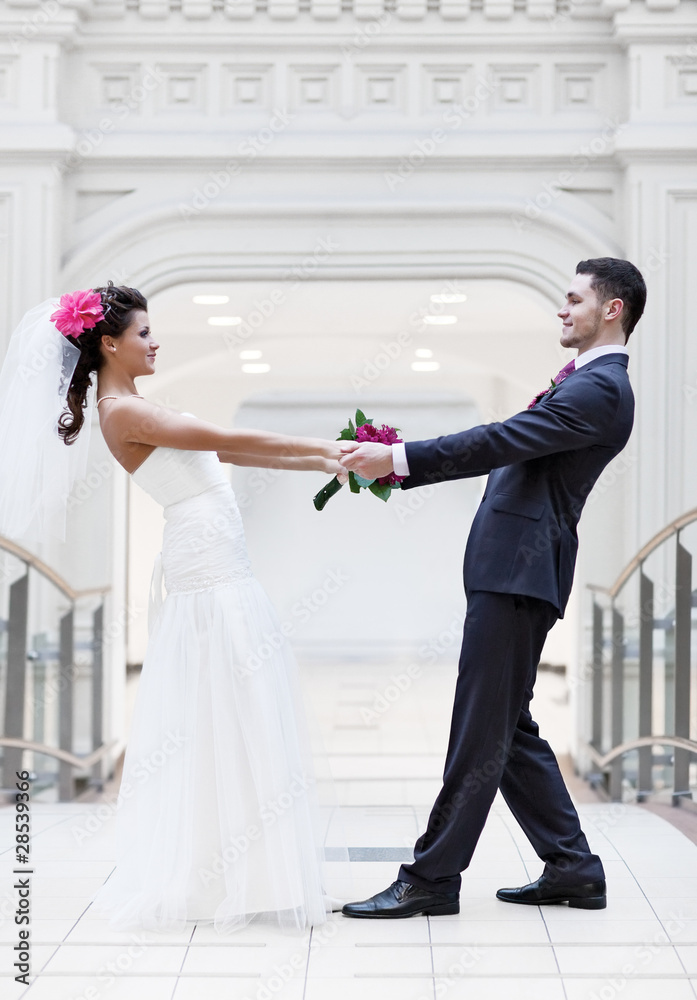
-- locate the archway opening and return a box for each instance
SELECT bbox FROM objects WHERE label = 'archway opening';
[127,275,572,671]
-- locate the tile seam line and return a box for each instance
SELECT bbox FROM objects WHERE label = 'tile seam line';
[355,941,688,949]
[27,934,697,943]
[351,972,696,979]
[17,971,697,980]
[301,923,313,1000]
[23,971,261,980]
[170,920,195,1000]
[28,942,697,952]
[426,913,436,1000]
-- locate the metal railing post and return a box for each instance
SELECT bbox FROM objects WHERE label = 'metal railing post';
[609,607,624,801]
[591,601,603,751]
[673,536,692,804]
[91,604,104,789]
[637,571,654,800]
[2,572,28,786]
[58,609,74,801]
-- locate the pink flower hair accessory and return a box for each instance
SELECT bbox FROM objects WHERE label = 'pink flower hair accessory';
[50,289,105,339]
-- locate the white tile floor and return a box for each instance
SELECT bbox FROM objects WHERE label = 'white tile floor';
[3,662,697,1000]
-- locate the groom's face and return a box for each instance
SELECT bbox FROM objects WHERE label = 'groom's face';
[557,273,604,352]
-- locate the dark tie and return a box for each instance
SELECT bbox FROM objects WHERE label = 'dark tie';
[527,359,576,410]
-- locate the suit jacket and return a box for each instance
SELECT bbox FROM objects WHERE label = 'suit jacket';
[403,353,634,617]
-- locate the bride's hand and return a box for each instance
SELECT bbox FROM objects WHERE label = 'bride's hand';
[324,441,344,462]
[322,458,348,479]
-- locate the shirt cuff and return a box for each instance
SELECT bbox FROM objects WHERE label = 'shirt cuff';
[392,441,410,478]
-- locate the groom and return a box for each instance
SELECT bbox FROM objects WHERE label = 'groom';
[339,257,646,918]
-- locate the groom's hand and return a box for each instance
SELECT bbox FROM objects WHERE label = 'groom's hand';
[340,442,394,479]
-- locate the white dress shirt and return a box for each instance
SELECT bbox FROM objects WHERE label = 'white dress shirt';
[572,343,628,368]
[391,343,629,478]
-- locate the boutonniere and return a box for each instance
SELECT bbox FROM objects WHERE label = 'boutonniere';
[527,380,556,410]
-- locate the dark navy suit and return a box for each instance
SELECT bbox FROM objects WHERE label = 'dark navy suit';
[398,353,633,894]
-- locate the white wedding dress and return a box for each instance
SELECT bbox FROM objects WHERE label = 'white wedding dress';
[95,443,342,933]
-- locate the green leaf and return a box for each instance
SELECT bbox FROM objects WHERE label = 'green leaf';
[336,416,354,440]
[348,471,361,494]
[355,409,367,427]
[354,473,375,488]
[348,417,356,437]
[369,481,392,502]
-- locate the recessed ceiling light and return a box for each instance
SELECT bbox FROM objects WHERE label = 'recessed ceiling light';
[430,293,467,304]
[423,316,457,325]
[193,295,230,305]
[242,363,271,374]
[411,361,441,372]
[208,316,242,326]
[415,348,433,358]
[240,350,263,360]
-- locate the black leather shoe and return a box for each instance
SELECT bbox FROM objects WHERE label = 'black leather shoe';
[342,879,459,918]
[496,876,607,910]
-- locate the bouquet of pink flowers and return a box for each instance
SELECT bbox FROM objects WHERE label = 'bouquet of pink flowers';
[313,409,405,511]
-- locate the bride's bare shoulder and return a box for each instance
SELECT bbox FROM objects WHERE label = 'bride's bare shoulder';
[98,395,160,422]
[98,396,162,460]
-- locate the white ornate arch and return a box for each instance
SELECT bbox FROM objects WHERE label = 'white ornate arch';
[61,196,623,310]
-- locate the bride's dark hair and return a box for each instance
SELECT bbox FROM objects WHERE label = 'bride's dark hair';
[59,282,148,445]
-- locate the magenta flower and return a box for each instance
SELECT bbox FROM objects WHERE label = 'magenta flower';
[376,424,401,446]
[378,471,405,486]
[356,423,381,442]
[355,422,402,446]
[50,289,104,339]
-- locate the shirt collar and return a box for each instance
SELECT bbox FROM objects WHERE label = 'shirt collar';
[575,344,629,370]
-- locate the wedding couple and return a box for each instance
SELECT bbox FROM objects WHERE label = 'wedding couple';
[0,255,645,931]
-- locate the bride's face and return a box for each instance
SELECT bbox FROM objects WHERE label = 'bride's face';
[106,309,160,376]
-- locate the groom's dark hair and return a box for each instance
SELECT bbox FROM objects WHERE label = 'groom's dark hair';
[576,257,646,342]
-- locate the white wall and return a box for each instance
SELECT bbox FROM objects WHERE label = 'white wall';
[232,392,481,660]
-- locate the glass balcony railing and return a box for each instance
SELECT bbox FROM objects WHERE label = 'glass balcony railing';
[583,508,697,804]
[0,538,110,802]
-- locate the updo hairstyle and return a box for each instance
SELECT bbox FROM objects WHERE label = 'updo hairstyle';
[58,282,147,445]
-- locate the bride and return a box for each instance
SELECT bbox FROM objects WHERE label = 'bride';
[0,282,347,933]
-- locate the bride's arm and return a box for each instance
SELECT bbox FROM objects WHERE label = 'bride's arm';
[106,398,341,462]
[217,452,342,474]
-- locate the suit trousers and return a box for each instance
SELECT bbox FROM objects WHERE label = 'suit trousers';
[399,590,604,895]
